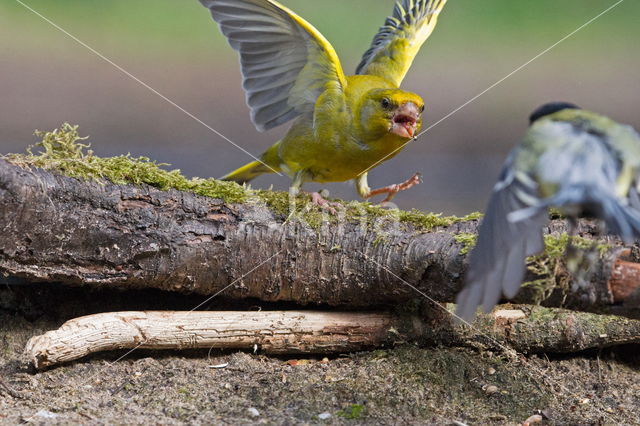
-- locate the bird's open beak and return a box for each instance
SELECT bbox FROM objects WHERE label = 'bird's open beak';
[390,102,420,139]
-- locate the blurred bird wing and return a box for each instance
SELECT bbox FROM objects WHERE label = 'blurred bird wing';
[201,0,347,132]
[630,184,640,210]
[611,125,640,197]
[455,150,548,322]
[356,0,448,87]
[543,111,640,198]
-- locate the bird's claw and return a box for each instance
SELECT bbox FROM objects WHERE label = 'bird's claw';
[310,192,341,215]
[366,173,423,203]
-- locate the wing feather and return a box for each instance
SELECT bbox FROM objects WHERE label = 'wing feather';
[248,86,291,108]
[455,152,548,321]
[356,0,448,87]
[253,98,294,124]
[262,109,300,130]
[201,0,347,132]
[243,71,300,91]
[243,58,308,73]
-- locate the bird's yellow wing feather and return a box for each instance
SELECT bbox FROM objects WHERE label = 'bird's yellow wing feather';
[201,0,347,132]
[356,0,448,87]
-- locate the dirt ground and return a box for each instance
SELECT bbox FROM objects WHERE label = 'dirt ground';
[1,285,639,425]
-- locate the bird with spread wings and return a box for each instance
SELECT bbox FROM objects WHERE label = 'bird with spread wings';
[199,0,448,209]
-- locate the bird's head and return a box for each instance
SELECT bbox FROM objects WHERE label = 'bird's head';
[529,102,580,124]
[360,89,424,140]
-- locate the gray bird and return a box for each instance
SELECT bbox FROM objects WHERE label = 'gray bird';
[455,102,640,321]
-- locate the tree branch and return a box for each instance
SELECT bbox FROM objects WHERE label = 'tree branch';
[0,159,638,316]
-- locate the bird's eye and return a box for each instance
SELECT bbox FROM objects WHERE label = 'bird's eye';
[419,105,425,113]
[381,98,392,109]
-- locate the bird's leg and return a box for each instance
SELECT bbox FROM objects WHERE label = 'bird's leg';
[291,171,341,215]
[359,172,422,204]
[289,171,305,199]
[284,172,306,222]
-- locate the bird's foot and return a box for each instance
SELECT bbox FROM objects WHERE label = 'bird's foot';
[365,173,422,204]
[309,191,341,215]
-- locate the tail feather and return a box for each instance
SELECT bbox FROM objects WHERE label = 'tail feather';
[220,161,272,184]
[222,142,282,184]
[600,194,640,243]
[540,186,640,243]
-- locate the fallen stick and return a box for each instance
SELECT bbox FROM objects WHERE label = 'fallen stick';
[24,308,640,369]
[24,311,395,369]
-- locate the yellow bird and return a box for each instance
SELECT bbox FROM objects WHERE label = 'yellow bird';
[200,0,448,208]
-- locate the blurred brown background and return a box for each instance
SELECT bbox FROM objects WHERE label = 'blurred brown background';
[1,0,638,214]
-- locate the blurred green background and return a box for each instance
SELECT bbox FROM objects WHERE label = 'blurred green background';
[1,0,638,214]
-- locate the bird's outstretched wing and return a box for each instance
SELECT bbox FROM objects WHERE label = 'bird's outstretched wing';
[201,0,347,131]
[455,152,548,322]
[356,0,448,87]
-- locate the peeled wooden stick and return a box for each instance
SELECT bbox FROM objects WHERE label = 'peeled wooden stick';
[24,308,640,369]
[24,311,397,369]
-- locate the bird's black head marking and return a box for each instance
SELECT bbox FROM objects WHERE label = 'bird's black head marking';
[529,102,580,124]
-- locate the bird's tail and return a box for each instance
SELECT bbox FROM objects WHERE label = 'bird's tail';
[594,189,640,243]
[221,161,273,184]
[511,185,640,244]
[221,143,282,184]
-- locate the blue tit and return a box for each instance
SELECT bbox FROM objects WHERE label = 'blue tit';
[455,102,640,321]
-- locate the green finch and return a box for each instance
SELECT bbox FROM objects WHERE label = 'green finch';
[199,0,448,207]
[455,103,640,321]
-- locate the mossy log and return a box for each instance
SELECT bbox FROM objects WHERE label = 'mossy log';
[24,307,640,369]
[1,158,639,316]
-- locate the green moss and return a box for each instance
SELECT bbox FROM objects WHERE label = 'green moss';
[251,189,332,232]
[187,177,248,204]
[526,306,631,338]
[531,234,610,268]
[372,233,389,247]
[5,123,249,203]
[336,404,365,419]
[302,210,326,231]
[524,305,562,324]
[454,233,478,255]
[522,233,612,304]
[4,124,484,232]
[253,189,293,217]
[398,210,482,231]
[344,203,483,232]
[344,202,392,226]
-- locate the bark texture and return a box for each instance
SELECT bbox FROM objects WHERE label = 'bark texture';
[419,305,640,354]
[0,159,638,314]
[24,307,640,369]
